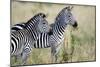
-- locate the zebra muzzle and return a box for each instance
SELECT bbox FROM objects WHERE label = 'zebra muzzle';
[73,21,78,28]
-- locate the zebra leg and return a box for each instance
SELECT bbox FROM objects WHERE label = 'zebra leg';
[51,46,57,63]
[51,44,62,63]
[55,54,58,62]
[53,50,59,63]
[51,52,55,63]
[21,51,29,65]
[21,46,31,65]
[51,50,58,63]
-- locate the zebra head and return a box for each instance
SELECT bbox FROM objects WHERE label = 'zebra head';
[26,13,51,33]
[37,17,51,33]
[56,6,78,28]
[34,13,51,33]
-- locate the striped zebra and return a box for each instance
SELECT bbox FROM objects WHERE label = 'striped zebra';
[11,13,50,33]
[48,6,78,62]
[11,6,78,63]
[11,13,51,65]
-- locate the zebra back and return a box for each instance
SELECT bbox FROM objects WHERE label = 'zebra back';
[11,23,26,32]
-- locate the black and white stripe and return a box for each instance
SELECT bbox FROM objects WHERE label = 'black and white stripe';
[11,6,78,63]
[34,33,50,48]
[49,6,78,62]
[11,23,26,32]
[11,13,51,64]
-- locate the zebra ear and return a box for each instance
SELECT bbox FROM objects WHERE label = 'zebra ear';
[66,6,73,11]
[42,14,46,18]
[65,6,71,11]
[65,6,69,9]
[46,13,49,18]
[38,13,46,18]
[70,6,74,10]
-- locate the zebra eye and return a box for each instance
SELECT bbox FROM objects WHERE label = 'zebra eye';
[43,23,46,24]
[68,15,70,17]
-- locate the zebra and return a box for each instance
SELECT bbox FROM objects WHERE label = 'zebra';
[11,13,51,65]
[11,6,78,63]
[48,6,78,62]
[11,22,26,32]
[11,13,50,33]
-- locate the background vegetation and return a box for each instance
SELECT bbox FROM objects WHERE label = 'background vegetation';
[11,1,96,66]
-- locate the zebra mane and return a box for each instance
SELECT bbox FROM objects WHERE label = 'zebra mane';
[26,13,46,25]
[34,13,46,18]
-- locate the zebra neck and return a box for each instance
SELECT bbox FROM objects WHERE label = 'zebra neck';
[26,20,37,30]
[26,16,39,29]
[53,24,66,39]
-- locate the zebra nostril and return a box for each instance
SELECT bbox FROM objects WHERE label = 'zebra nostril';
[73,21,78,28]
